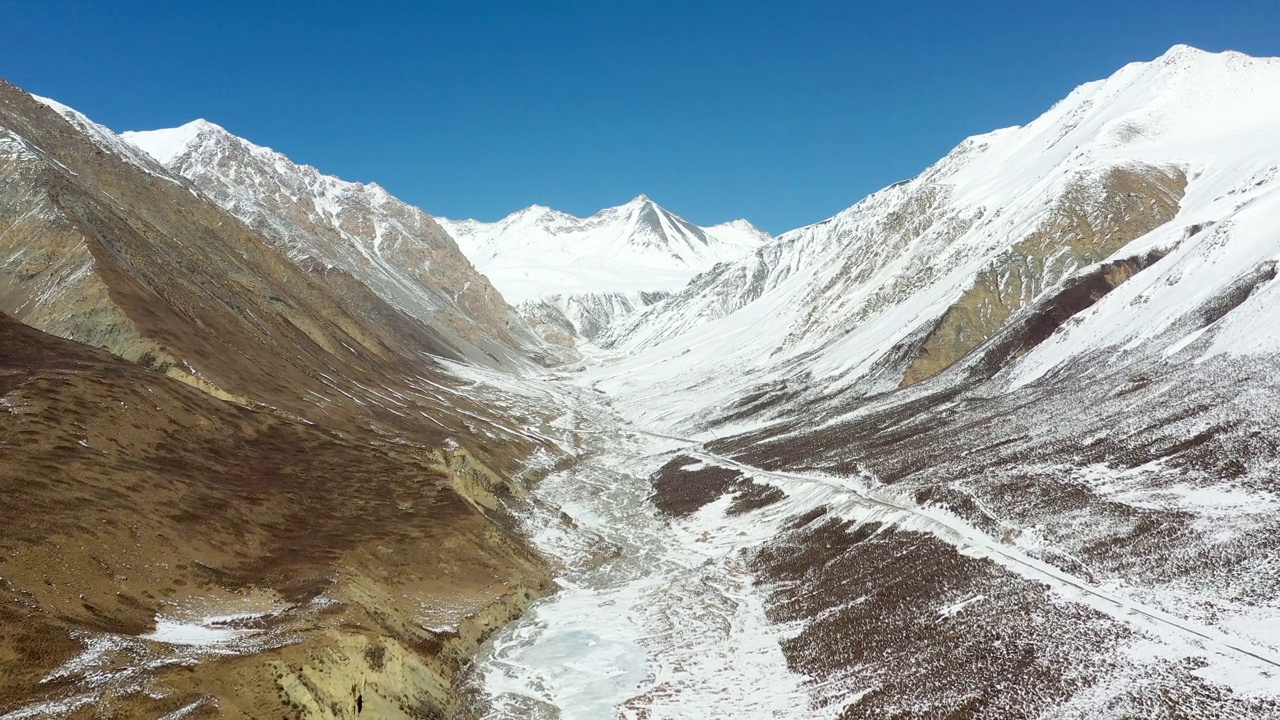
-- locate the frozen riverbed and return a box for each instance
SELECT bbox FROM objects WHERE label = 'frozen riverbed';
[459,383,1280,719]
[463,414,824,720]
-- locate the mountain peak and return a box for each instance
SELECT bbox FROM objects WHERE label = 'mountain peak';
[437,197,770,303]
[1157,43,1209,62]
[620,194,663,214]
[123,119,228,164]
[711,218,770,237]
[1140,43,1267,79]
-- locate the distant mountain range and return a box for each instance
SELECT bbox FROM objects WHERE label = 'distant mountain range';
[436,195,769,345]
[436,196,767,303]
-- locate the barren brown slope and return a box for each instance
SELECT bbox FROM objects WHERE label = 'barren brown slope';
[0,312,552,718]
[0,80,547,464]
[0,78,568,719]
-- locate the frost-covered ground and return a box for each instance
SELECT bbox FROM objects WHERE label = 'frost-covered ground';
[463,377,1280,718]
[0,598,293,720]
[465,397,824,720]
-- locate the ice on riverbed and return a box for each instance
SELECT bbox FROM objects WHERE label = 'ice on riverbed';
[467,422,827,720]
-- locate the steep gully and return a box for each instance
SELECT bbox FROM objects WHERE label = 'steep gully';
[461,380,1280,717]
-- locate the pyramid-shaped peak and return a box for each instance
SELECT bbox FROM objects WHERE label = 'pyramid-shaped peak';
[630,193,666,209]
[621,194,675,220]
[612,193,663,213]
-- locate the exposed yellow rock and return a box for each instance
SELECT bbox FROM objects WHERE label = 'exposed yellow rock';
[0,313,555,719]
[900,165,1187,386]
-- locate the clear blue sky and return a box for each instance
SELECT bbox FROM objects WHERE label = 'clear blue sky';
[5,1,1280,234]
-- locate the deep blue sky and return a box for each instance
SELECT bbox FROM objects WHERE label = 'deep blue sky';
[5,1,1280,234]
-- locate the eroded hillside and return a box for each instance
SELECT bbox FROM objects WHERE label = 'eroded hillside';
[0,78,569,719]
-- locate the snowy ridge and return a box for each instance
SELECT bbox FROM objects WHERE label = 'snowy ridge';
[436,196,769,310]
[33,96,185,185]
[592,44,1280,430]
[437,196,767,344]
[438,195,768,300]
[124,119,561,368]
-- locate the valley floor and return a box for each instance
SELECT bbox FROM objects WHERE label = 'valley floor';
[461,375,1280,719]
[464,393,812,720]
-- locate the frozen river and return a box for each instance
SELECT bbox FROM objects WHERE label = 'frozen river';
[463,412,819,720]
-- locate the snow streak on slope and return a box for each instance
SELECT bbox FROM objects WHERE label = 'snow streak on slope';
[437,196,768,305]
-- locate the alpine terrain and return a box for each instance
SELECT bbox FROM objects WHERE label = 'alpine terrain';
[436,198,769,346]
[2,43,1280,720]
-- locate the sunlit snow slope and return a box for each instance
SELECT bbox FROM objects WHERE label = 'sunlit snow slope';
[437,196,769,343]
[597,45,1280,425]
[571,44,1280,718]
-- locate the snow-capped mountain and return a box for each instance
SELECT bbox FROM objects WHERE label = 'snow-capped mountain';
[121,119,566,369]
[436,196,769,342]
[598,44,1280,410]
[438,196,767,302]
[574,45,1280,716]
[9,40,1280,720]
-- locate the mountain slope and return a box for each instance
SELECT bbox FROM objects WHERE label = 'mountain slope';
[0,311,552,719]
[121,119,565,369]
[0,80,570,718]
[577,45,1280,716]
[596,45,1280,423]
[437,196,769,342]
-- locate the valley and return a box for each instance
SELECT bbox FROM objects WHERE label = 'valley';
[453,365,1280,719]
[3,42,1280,719]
